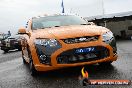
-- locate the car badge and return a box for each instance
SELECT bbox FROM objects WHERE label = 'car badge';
[79,38,87,41]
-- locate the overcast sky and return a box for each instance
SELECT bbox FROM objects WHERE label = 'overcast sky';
[0,0,132,34]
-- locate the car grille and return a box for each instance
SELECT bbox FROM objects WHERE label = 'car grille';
[57,46,109,64]
[62,36,99,44]
[10,40,17,46]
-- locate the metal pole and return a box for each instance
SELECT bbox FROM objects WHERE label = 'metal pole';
[101,0,105,15]
[101,0,106,27]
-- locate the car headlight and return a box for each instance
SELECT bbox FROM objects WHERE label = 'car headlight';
[35,39,58,47]
[102,31,114,44]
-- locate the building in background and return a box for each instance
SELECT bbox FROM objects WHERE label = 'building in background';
[85,11,132,39]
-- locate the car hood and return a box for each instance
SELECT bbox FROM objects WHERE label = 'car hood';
[33,25,109,39]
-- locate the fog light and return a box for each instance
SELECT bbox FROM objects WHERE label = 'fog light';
[39,55,50,64]
[40,55,47,60]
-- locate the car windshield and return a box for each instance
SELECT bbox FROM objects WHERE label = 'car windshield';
[32,15,87,29]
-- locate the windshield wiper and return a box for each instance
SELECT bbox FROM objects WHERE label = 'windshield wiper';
[80,23,90,25]
[39,27,52,29]
[37,26,60,29]
[54,26,60,27]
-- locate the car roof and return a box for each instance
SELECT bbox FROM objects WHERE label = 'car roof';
[32,13,80,19]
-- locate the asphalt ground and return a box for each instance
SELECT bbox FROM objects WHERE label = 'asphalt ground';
[0,40,132,88]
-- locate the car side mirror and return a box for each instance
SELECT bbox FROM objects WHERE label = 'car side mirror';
[18,27,26,34]
[18,27,31,37]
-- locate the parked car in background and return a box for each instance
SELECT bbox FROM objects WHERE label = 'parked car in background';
[0,35,4,40]
[0,33,4,43]
[0,40,2,47]
[0,35,22,52]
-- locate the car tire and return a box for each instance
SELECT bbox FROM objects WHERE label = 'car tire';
[99,61,113,66]
[4,49,9,53]
[21,49,26,64]
[18,46,22,51]
[29,59,38,76]
[28,49,38,76]
[22,54,26,64]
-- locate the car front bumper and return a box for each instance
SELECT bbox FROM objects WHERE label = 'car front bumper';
[35,54,117,71]
[32,39,118,71]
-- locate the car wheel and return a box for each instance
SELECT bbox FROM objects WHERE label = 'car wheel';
[22,51,26,64]
[18,46,22,51]
[22,49,26,63]
[99,61,113,66]
[4,49,9,53]
[29,59,38,76]
[28,49,38,76]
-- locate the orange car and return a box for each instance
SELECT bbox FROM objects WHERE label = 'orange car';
[18,14,118,76]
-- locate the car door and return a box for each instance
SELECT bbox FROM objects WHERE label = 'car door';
[22,21,32,63]
[21,35,30,62]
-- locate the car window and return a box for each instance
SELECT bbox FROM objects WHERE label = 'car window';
[41,21,61,27]
[32,15,87,29]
